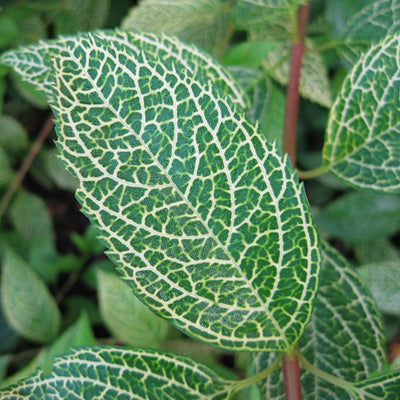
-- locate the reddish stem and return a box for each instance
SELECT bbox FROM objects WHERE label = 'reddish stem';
[0,113,54,221]
[282,351,302,400]
[282,4,310,166]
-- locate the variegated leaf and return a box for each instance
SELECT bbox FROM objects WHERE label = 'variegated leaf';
[121,0,231,56]
[0,346,235,399]
[42,30,321,351]
[254,241,389,399]
[0,30,246,108]
[323,34,400,192]
[340,0,400,64]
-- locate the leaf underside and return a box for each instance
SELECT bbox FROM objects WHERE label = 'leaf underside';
[0,346,235,400]
[254,241,390,399]
[323,34,400,193]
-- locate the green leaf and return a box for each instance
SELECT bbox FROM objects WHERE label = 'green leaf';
[254,241,388,399]
[42,312,96,373]
[340,0,400,64]
[358,261,400,316]
[0,16,19,49]
[0,30,246,108]
[0,289,19,354]
[1,249,61,343]
[354,238,400,265]
[260,40,333,108]
[0,349,47,390]
[0,346,236,399]
[227,66,285,148]
[323,34,400,192]
[43,148,79,191]
[97,270,170,347]
[315,191,400,243]
[71,225,105,255]
[49,30,320,351]
[9,190,55,247]
[223,41,278,68]
[0,355,10,382]
[233,0,306,31]
[62,0,110,31]
[121,0,231,55]
[0,115,29,160]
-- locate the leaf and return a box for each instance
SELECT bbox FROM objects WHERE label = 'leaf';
[9,190,55,247]
[43,148,79,191]
[0,115,29,160]
[358,261,400,316]
[0,289,19,354]
[48,30,320,351]
[232,0,306,31]
[260,40,333,108]
[0,30,246,108]
[62,0,110,31]
[354,370,400,399]
[97,270,170,347]
[121,0,231,55]
[340,0,400,64]
[254,241,388,400]
[227,66,285,148]
[315,191,400,243]
[1,249,60,343]
[323,34,400,193]
[223,41,278,68]
[42,312,96,373]
[0,346,236,399]
[354,238,400,265]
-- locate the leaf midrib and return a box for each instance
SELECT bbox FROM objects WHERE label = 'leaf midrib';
[57,39,289,346]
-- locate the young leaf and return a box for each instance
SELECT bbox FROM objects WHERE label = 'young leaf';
[254,241,388,399]
[0,346,236,399]
[0,30,246,108]
[121,0,231,56]
[1,249,60,343]
[358,261,400,316]
[315,191,400,243]
[323,34,400,193]
[340,0,400,64]
[49,30,320,351]
[97,270,170,347]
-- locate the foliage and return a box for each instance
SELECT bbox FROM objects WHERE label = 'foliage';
[0,0,399,399]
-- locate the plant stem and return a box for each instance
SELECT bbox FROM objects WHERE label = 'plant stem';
[232,358,281,395]
[300,355,381,400]
[0,113,54,222]
[214,0,236,59]
[282,3,310,166]
[282,348,302,400]
[297,165,328,180]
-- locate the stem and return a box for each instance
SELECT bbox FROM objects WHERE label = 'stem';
[213,0,236,59]
[300,355,381,400]
[232,358,281,395]
[297,165,328,180]
[282,3,310,166]
[0,113,54,222]
[282,349,302,400]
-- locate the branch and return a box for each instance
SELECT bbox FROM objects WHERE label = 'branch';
[282,3,310,166]
[0,113,54,222]
[282,349,302,400]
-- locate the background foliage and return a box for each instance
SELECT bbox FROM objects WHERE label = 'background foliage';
[0,0,399,398]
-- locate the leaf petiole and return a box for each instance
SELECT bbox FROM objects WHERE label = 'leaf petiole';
[297,165,329,180]
[232,357,281,395]
[300,354,381,400]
